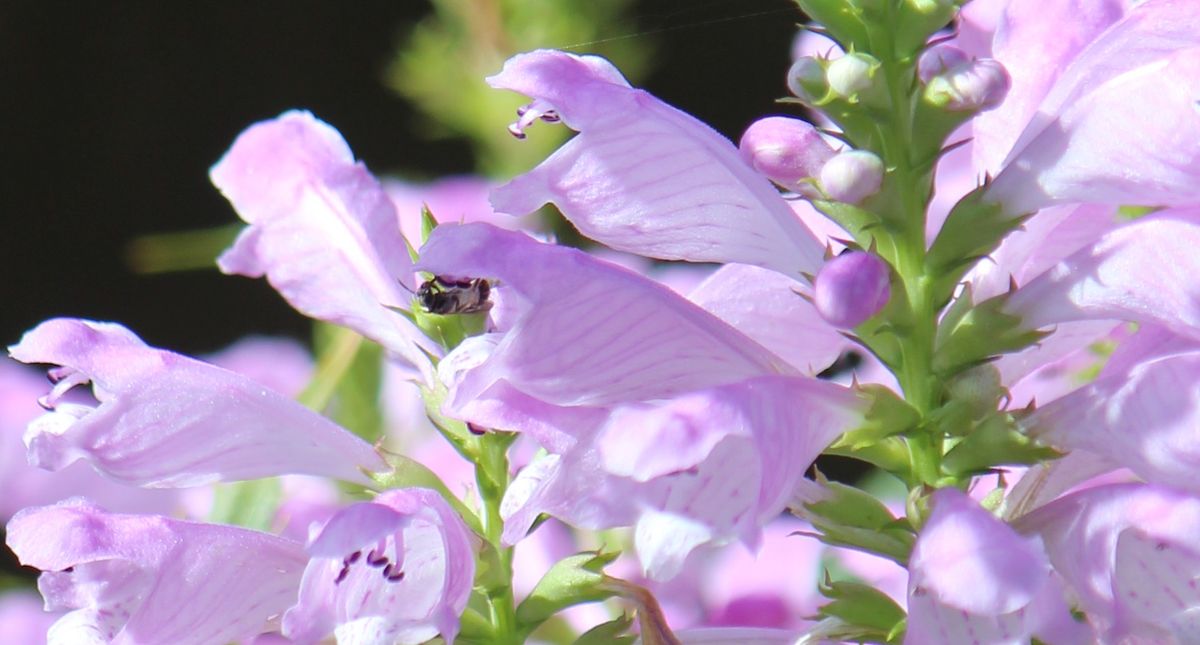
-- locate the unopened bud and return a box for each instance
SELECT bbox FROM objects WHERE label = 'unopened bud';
[814,251,891,328]
[738,116,836,187]
[787,56,828,102]
[924,58,1010,112]
[819,150,884,204]
[826,53,881,100]
[917,44,970,84]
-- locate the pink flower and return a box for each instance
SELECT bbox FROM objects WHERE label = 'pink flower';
[8,318,386,487]
[211,110,439,381]
[487,49,827,279]
[905,489,1088,644]
[282,488,475,645]
[5,499,308,644]
[812,251,891,328]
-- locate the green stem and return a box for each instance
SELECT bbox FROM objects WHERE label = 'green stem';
[476,432,519,644]
[875,22,942,486]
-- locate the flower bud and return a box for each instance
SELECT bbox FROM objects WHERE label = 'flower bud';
[924,58,1011,112]
[917,44,970,84]
[738,117,836,187]
[819,150,884,204]
[826,52,881,100]
[813,251,891,328]
[787,56,828,102]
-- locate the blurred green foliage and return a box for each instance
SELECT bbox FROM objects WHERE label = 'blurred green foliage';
[387,0,652,176]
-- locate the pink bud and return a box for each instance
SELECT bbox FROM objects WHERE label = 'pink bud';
[924,58,1010,112]
[813,252,891,328]
[819,150,884,204]
[738,116,836,187]
[917,44,970,84]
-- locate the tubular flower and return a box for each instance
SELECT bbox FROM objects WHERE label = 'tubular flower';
[8,318,386,487]
[5,498,308,645]
[282,488,476,645]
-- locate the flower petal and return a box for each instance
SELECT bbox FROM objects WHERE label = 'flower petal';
[1005,213,1200,339]
[970,0,1128,174]
[687,264,848,375]
[282,488,475,645]
[1017,483,1200,641]
[415,223,792,415]
[8,318,385,487]
[487,50,826,278]
[1025,346,1200,495]
[211,110,437,379]
[6,498,307,645]
[910,489,1049,616]
[988,0,1200,213]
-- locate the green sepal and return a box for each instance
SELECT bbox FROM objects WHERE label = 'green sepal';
[454,606,496,645]
[806,478,899,530]
[823,438,912,477]
[794,0,871,51]
[933,292,1049,377]
[810,199,896,256]
[797,478,914,564]
[420,203,439,243]
[412,306,489,351]
[420,381,481,461]
[208,478,282,531]
[572,615,637,645]
[818,575,907,634]
[892,0,957,57]
[515,548,623,632]
[834,384,921,448]
[926,186,1024,302]
[368,452,482,536]
[912,94,975,163]
[941,414,1062,477]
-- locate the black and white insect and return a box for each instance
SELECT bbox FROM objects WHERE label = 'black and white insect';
[416,276,493,315]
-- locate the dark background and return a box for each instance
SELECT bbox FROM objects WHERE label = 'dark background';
[0,0,802,355]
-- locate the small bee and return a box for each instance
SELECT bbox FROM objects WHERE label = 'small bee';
[416,276,493,315]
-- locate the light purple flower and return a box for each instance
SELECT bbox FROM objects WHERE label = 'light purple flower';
[687,263,851,374]
[282,488,475,645]
[1023,324,1200,495]
[985,0,1200,213]
[967,0,1130,174]
[1004,212,1200,339]
[211,110,439,381]
[1017,483,1200,642]
[0,359,177,520]
[486,49,827,279]
[812,251,890,328]
[5,498,307,645]
[499,375,863,580]
[905,489,1088,644]
[8,318,386,487]
[415,222,793,450]
[0,591,57,645]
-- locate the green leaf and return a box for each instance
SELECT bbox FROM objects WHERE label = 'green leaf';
[941,414,1062,476]
[819,577,907,632]
[207,478,282,531]
[516,549,623,631]
[298,324,385,443]
[573,614,636,645]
